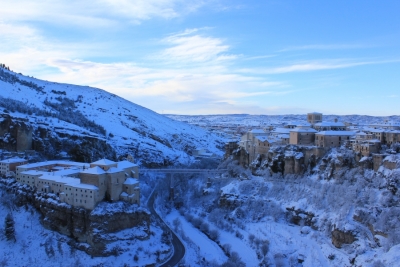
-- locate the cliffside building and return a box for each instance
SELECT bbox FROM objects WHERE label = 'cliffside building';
[0,157,28,176]
[315,131,355,148]
[16,159,140,210]
[289,126,317,145]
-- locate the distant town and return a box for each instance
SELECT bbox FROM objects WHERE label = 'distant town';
[223,112,400,167]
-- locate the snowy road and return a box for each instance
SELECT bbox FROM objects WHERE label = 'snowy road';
[148,190,185,267]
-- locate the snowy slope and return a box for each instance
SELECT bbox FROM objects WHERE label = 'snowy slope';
[0,68,225,165]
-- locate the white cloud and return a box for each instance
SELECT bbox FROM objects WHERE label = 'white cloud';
[40,58,287,112]
[239,59,400,74]
[0,0,208,27]
[278,43,373,52]
[159,29,237,63]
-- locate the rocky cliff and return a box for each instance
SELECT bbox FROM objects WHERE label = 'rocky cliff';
[1,178,150,256]
[0,112,117,162]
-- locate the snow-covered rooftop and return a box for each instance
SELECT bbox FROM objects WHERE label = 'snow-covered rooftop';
[117,160,138,169]
[20,170,43,176]
[316,131,355,136]
[290,127,317,133]
[123,178,139,185]
[39,174,78,183]
[249,129,266,134]
[0,157,27,164]
[82,166,106,175]
[314,121,345,127]
[18,160,89,169]
[107,167,124,173]
[91,159,117,166]
[255,136,278,143]
[271,127,291,134]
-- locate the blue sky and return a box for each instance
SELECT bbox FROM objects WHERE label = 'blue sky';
[1,1,399,115]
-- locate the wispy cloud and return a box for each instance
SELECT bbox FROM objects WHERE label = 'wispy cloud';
[243,55,277,61]
[159,29,237,63]
[278,43,373,52]
[42,57,287,111]
[0,0,209,28]
[239,59,400,74]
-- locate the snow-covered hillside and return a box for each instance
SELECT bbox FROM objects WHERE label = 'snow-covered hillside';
[0,68,225,165]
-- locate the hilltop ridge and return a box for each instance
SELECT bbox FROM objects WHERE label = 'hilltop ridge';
[0,67,225,165]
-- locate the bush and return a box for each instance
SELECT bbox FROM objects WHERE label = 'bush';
[248,233,255,244]
[184,213,193,222]
[192,217,203,229]
[222,244,232,256]
[200,222,210,233]
[261,241,270,256]
[209,229,220,241]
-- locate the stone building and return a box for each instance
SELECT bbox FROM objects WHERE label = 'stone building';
[315,131,355,148]
[0,157,28,176]
[307,112,323,125]
[289,126,317,145]
[16,159,140,210]
[353,140,381,157]
[363,128,385,143]
[313,120,346,131]
[369,121,400,131]
[254,136,279,157]
[224,140,239,159]
[385,130,400,145]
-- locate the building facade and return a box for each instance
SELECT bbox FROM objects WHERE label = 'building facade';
[315,131,355,148]
[16,159,140,210]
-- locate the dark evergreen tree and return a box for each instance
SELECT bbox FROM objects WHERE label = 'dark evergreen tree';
[4,213,16,242]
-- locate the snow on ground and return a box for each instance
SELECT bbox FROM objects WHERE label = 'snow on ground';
[246,220,344,266]
[218,228,259,266]
[0,200,170,267]
[165,209,228,265]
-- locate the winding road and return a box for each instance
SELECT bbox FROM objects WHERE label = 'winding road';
[148,190,185,267]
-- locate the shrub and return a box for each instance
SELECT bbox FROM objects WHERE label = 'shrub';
[209,229,220,241]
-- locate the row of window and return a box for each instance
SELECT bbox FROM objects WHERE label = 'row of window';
[65,193,93,198]
[66,188,92,193]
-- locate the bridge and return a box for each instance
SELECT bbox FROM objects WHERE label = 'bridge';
[139,168,227,175]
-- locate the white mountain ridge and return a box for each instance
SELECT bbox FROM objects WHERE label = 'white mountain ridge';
[0,68,225,165]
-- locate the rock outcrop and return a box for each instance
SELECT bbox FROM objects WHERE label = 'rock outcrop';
[331,229,356,248]
[2,178,150,256]
[0,113,117,161]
